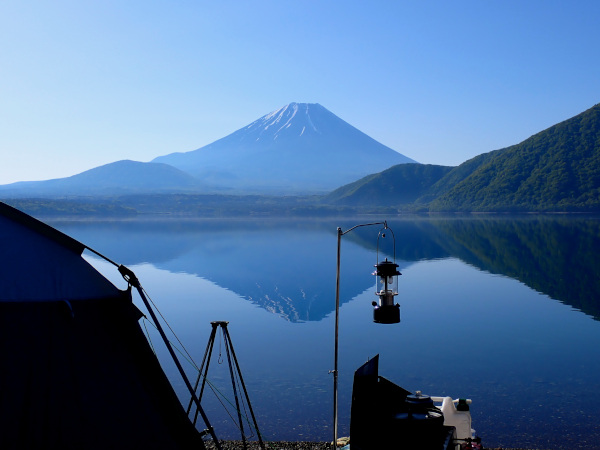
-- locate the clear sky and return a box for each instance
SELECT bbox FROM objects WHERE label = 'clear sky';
[1,1,599,184]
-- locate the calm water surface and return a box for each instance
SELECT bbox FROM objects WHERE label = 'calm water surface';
[51,216,600,450]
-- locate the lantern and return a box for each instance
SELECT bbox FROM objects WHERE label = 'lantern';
[372,227,401,324]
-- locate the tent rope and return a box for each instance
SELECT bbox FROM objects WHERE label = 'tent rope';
[79,245,266,446]
[140,286,198,366]
[118,264,222,448]
[142,318,157,355]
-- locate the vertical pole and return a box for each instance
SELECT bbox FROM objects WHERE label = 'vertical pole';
[333,227,342,450]
[331,221,385,449]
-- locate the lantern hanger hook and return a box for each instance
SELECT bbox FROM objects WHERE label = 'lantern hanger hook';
[338,220,387,237]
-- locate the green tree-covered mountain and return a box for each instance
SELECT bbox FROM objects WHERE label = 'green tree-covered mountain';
[429,103,600,211]
[328,103,600,212]
[323,163,453,206]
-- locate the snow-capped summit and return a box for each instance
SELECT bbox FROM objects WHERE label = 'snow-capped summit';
[152,103,416,193]
[246,103,322,140]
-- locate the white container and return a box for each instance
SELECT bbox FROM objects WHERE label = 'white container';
[431,396,474,447]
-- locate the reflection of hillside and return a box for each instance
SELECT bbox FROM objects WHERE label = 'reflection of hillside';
[426,217,600,321]
[342,219,450,262]
[51,216,600,322]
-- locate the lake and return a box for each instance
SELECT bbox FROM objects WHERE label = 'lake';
[49,215,600,450]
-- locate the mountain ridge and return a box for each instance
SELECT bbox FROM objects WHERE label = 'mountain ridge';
[0,160,209,198]
[2,102,599,213]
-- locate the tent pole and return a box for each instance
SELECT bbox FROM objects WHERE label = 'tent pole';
[118,265,222,450]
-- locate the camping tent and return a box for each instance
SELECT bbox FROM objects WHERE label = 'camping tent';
[0,202,207,449]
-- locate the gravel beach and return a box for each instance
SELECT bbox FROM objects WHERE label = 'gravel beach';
[205,442,330,450]
[204,441,537,450]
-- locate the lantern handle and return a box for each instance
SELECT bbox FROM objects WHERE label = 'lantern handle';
[376,223,396,263]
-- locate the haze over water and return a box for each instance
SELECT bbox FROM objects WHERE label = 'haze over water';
[52,215,600,450]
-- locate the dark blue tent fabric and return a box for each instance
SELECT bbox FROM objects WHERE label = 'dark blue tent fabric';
[0,202,206,449]
[0,203,119,302]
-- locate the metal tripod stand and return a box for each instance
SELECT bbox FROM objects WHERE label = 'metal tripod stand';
[187,321,265,450]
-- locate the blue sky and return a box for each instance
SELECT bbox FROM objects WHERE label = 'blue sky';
[1,1,599,184]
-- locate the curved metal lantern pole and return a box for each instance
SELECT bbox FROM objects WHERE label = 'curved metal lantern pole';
[332,221,387,450]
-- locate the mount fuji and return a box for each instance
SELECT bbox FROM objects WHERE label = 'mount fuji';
[0,103,416,198]
[153,103,416,193]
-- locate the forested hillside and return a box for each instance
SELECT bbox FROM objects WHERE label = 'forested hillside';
[327,103,600,212]
[428,103,600,211]
[324,164,453,206]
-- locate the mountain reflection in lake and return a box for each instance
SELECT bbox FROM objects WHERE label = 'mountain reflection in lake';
[52,216,600,450]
